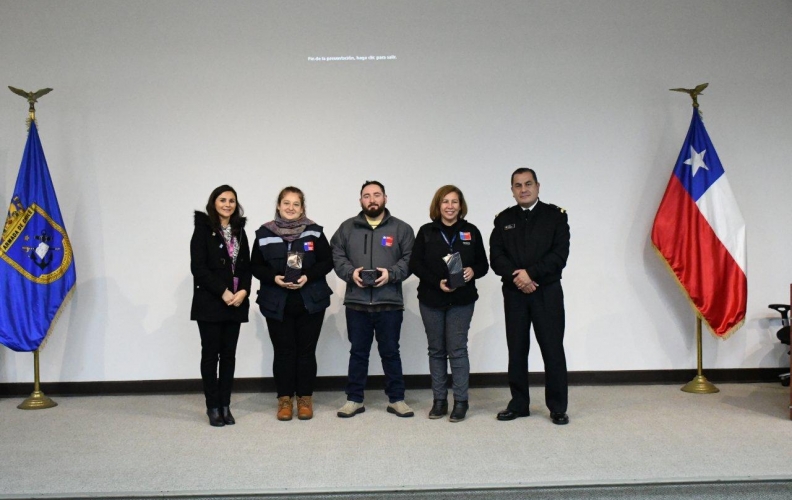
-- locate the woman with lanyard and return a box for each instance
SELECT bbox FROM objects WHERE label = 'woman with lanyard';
[409,185,488,422]
[190,185,251,427]
[251,186,333,421]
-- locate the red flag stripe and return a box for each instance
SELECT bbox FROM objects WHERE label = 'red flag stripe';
[652,176,747,336]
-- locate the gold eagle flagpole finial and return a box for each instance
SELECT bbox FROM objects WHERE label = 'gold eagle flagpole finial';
[669,82,708,109]
[8,86,53,128]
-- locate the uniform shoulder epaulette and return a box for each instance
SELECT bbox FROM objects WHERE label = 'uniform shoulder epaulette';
[494,206,512,220]
[547,203,567,214]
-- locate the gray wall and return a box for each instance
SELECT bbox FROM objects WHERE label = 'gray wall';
[1,0,791,383]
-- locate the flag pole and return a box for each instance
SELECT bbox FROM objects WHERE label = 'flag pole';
[668,83,720,394]
[17,349,57,409]
[7,86,59,409]
[681,316,719,394]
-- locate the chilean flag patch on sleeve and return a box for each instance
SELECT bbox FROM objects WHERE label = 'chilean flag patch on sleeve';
[460,232,472,241]
[381,236,394,247]
[303,241,314,251]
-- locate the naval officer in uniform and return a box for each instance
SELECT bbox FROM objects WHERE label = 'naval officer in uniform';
[489,167,571,425]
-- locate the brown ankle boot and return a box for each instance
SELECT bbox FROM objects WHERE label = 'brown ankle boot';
[297,396,313,420]
[277,396,293,421]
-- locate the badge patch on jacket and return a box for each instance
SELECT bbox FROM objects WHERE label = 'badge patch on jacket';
[504,224,516,230]
[381,236,394,247]
[460,232,472,241]
[303,241,314,251]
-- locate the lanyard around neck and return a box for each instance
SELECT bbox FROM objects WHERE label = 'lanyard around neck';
[440,229,457,253]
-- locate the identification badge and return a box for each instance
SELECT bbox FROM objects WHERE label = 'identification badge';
[460,232,472,241]
[303,241,314,251]
[381,236,394,247]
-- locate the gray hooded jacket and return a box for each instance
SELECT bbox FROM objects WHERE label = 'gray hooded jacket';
[330,209,415,307]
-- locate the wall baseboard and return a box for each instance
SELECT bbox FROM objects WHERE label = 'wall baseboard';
[0,368,785,397]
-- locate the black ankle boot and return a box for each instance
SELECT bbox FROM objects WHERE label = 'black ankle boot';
[449,400,469,422]
[428,399,448,419]
[221,406,235,425]
[207,408,225,427]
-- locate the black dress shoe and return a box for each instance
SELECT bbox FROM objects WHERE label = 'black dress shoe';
[428,399,448,419]
[449,400,469,422]
[551,412,569,425]
[496,408,530,421]
[221,406,235,425]
[207,408,225,427]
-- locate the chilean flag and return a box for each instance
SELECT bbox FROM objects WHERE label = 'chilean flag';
[651,108,746,338]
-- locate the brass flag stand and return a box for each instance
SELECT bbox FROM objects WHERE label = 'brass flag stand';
[18,349,57,409]
[7,86,58,410]
[680,316,719,394]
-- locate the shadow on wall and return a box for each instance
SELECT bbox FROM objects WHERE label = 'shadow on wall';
[58,277,111,381]
[749,315,789,370]
[631,116,699,362]
[148,278,198,378]
[468,284,507,374]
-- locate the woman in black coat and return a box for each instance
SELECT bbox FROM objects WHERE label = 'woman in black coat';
[409,185,489,422]
[251,186,333,421]
[190,185,251,427]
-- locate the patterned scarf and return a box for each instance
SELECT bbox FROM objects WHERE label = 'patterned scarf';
[220,225,239,266]
[264,215,315,243]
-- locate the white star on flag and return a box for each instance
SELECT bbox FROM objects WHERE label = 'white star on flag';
[683,146,708,176]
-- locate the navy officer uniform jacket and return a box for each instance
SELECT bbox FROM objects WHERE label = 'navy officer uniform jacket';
[489,201,569,289]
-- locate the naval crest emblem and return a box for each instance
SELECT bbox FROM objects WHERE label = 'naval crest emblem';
[1,196,73,284]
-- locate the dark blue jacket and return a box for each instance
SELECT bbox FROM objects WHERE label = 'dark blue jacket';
[251,223,333,321]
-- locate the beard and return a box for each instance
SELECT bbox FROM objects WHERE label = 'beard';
[362,203,385,218]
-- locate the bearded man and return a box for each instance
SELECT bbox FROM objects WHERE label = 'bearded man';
[330,180,416,418]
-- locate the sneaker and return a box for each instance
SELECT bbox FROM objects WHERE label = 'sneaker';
[387,400,414,418]
[337,400,365,418]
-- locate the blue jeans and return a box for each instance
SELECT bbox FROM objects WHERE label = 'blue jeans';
[419,302,474,401]
[345,308,406,403]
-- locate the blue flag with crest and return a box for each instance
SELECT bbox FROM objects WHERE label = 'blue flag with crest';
[0,121,76,352]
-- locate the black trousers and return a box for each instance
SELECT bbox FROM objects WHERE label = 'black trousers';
[197,321,241,409]
[266,299,325,398]
[503,281,567,413]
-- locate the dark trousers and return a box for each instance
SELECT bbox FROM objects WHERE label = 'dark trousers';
[419,302,474,402]
[503,281,567,413]
[266,303,325,398]
[197,321,241,409]
[345,308,406,403]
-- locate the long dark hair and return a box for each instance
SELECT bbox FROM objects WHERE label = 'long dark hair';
[205,184,245,234]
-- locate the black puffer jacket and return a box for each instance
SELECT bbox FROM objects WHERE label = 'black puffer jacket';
[190,211,251,323]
